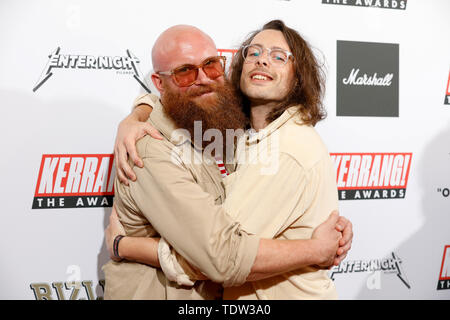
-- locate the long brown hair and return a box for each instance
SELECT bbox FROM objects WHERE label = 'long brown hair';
[229,19,326,126]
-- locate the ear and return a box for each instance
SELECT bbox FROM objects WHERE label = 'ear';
[151,73,164,93]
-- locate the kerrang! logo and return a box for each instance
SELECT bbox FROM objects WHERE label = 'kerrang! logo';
[217,48,238,59]
[217,48,238,73]
[444,71,450,105]
[33,47,151,93]
[437,245,450,290]
[330,153,412,200]
[32,154,115,209]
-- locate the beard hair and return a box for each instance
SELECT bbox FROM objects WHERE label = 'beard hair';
[161,79,248,160]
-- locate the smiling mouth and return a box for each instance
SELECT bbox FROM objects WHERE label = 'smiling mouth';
[250,72,273,81]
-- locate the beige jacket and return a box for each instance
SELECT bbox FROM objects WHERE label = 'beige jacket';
[221,107,339,300]
[102,94,260,300]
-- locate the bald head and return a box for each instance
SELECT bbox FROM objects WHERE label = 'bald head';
[152,25,218,72]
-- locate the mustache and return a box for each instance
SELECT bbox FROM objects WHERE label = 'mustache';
[185,84,217,97]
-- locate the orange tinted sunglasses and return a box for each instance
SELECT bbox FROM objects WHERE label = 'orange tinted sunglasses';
[157,56,226,87]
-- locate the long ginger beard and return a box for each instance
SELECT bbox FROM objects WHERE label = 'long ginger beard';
[161,79,247,161]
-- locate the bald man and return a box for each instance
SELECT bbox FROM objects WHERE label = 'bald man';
[102,25,349,300]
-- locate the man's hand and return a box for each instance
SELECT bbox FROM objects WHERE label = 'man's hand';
[114,105,162,185]
[311,211,342,268]
[334,215,353,266]
[105,205,126,262]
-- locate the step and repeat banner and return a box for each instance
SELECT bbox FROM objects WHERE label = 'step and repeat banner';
[1,0,449,300]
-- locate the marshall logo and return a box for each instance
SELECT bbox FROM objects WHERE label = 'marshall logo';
[330,153,412,200]
[330,252,411,289]
[337,40,399,117]
[343,68,394,86]
[33,47,150,92]
[322,0,407,10]
[437,245,450,290]
[444,70,450,105]
[32,154,115,209]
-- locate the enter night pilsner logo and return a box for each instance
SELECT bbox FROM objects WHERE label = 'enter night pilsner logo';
[331,153,412,200]
[32,154,115,209]
[33,47,150,93]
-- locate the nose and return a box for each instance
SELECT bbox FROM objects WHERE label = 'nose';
[194,67,213,85]
[255,50,270,67]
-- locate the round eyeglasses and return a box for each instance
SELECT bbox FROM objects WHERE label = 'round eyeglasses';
[241,44,293,66]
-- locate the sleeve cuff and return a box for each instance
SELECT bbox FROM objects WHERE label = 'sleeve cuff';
[223,233,260,288]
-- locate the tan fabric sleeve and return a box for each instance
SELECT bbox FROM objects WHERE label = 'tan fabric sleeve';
[128,142,260,287]
[132,93,159,109]
[174,250,208,281]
